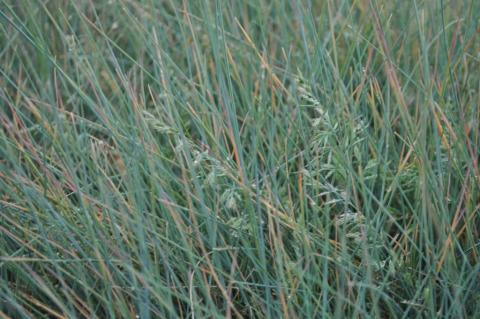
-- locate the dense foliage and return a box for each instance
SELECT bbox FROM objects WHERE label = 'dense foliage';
[1,0,479,317]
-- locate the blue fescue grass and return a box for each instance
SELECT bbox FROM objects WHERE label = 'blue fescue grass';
[1,0,479,318]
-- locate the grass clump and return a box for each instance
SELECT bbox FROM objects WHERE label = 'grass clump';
[1,0,479,318]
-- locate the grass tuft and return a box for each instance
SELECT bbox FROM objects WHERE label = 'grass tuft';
[1,0,479,318]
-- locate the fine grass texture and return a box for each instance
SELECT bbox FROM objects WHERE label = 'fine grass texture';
[1,0,479,318]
